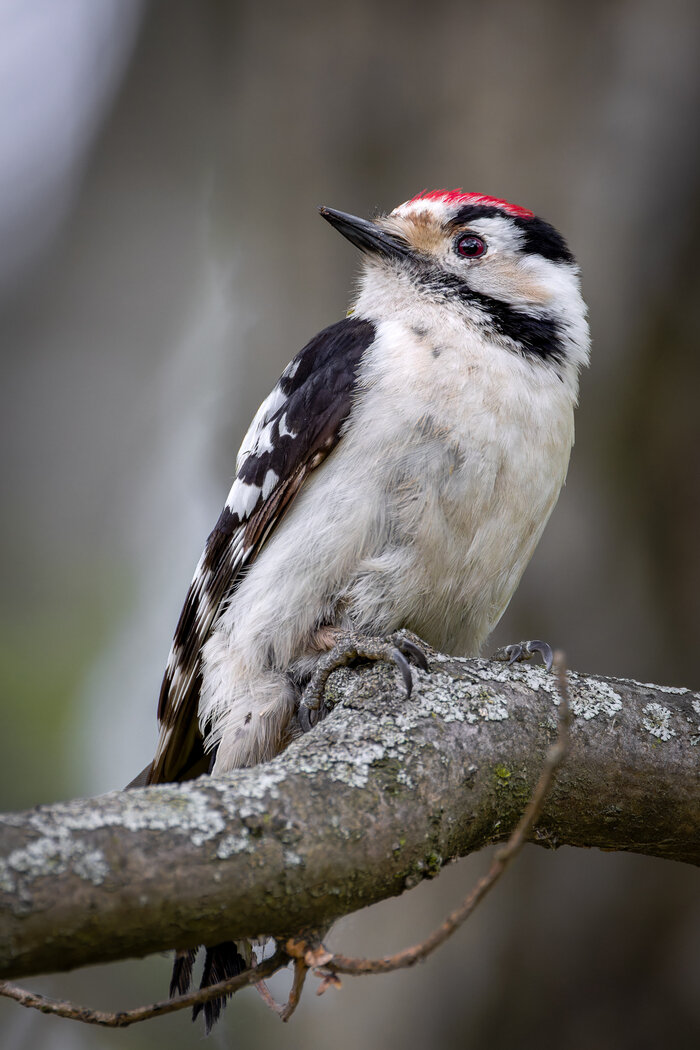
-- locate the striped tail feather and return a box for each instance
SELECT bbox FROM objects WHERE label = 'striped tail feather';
[169,947,199,998]
[190,941,249,1033]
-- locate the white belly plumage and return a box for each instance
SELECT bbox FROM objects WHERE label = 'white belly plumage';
[200,319,575,773]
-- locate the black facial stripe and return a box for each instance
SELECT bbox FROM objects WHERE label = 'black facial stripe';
[450,204,574,264]
[483,297,563,362]
[415,267,565,364]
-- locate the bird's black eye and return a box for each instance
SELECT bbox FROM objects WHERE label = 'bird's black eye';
[456,234,486,258]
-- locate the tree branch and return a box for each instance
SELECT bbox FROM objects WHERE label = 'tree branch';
[0,661,573,1028]
[1,653,698,983]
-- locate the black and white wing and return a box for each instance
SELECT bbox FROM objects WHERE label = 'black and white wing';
[145,317,375,784]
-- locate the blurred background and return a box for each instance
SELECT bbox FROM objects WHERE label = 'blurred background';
[1,1,699,1047]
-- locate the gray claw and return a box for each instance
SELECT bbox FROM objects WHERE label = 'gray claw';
[506,643,524,665]
[498,639,554,672]
[525,639,554,672]
[398,638,430,672]
[297,630,431,735]
[297,704,318,734]
[391,647,414,697]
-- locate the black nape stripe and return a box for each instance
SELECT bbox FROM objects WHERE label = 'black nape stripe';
[450,204,575,265]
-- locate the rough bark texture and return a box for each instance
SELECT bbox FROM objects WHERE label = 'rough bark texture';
[1,655,698,981]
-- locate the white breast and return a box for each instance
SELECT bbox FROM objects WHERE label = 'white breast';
[213,314,574,663]
[334,314,575,652]
[201,312,576,770]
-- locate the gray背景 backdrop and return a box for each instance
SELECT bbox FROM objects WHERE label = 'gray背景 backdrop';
[1,2,698,1048]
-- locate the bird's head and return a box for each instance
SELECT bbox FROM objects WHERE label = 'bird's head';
[320,189,589,381]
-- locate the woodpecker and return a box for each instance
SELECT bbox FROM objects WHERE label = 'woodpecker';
[136,189,589,1027]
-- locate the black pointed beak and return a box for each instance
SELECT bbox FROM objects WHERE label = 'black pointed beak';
[319,206,410,261]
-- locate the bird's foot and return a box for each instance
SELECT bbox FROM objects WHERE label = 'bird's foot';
[297,629,429,732]
[492,639,554,673]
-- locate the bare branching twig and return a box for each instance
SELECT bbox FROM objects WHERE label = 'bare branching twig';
[0,951,287,1028]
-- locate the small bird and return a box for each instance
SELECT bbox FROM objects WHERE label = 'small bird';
[136,189,589,1026]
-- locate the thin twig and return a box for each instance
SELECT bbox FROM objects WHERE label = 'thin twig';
[324,652,571,977]
[279,958,309,1022]
[0,951,288,1028]
[254,978,286,1016]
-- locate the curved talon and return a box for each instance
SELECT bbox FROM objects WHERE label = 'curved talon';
[498,639,554,673]
[506,643,524,666]
[297,629,431,733]
[297,704,318,733]
[395,637,430,672]
[526,639,554,672]
[391,647,414,697]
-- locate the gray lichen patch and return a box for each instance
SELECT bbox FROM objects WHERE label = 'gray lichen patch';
[470,658,559,695]
[690,700,700,747]
[207,768,290,826]
[283,848,303,868]
[299,721,412,790]
[301,735,388,789]
[273,662,514,793]
[472,661,621,722]
[414,670,509,723]
[422,657,627,725]
[0,825,109,905]
[629,679,689,695]
[486,662,623,722]
[0,783,239,902]
[73,849,110,884]
[566,674,623,721]
[451,658,627,724]
[208,765,287,804]
[5,785,229,845]
[117,788,227,846]
[276,668,412,789]
[642,702,676,742]
[691,698,700,728]
[216,832,253,859]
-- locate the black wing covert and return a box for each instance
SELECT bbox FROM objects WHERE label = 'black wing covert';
[146,316,375,784]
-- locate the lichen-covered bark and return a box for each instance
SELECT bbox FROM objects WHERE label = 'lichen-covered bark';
[0,656,698,980]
